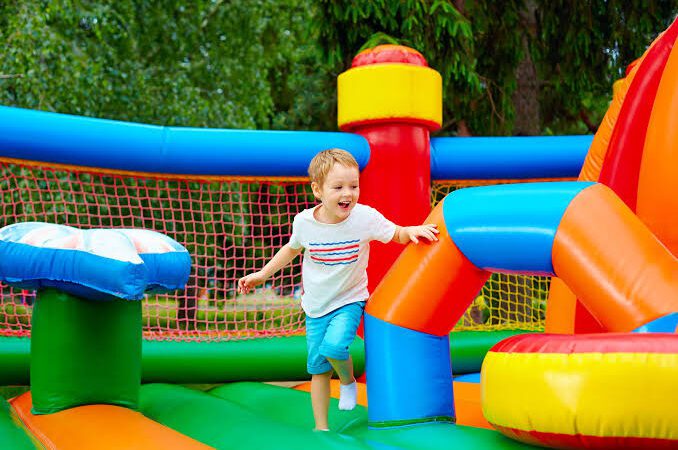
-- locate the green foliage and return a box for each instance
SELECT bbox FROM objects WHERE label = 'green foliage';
[536,0,678,134]
[314,0,678,135]
[461,1,524,135]
[0,0,333,130]
[314,0,482,133]
[2,1,676,135]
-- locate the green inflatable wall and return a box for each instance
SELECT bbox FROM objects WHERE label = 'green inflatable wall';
[0,330,530,386]
[30,289,142,414]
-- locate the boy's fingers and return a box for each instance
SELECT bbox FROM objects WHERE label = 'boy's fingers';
[422,230,437,241]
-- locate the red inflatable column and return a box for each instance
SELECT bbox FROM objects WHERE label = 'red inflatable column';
[337,45,443,291]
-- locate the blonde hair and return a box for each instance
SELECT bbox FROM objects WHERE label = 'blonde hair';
[307,148,359,185]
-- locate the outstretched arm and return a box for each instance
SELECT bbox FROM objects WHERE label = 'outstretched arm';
[237,243,303,294]
[392,224,439,245]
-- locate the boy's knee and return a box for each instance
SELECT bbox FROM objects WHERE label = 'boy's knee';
[312,370,333,379]
[307,358,332,375]
[319,341,350,361]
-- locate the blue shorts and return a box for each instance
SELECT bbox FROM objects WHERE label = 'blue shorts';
[305,301,365,375]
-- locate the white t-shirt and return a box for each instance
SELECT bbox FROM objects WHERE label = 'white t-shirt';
[288,203,396,318]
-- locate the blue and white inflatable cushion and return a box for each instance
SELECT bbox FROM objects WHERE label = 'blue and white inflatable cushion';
[0,223,191,300]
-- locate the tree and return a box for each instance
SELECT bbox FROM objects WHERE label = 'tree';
[536,1,678,134]
[314,0,678,136]
[314,0,482,134]
[0,0,332,131]
[2,1,676,135]
[513,0,540,135]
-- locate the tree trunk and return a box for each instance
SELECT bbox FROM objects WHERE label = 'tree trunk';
[512,0,540,136]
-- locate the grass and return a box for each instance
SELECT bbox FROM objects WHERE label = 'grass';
[0,288,305,336]
[142,290,305,332]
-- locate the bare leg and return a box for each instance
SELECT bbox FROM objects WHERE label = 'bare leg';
[326,355,355,385]
[327,356,358,410]
[310,370,332,430]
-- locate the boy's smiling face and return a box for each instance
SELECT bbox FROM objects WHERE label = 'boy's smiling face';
[312,163,360,224]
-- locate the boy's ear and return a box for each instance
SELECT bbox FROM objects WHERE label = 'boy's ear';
[311,181,322,200]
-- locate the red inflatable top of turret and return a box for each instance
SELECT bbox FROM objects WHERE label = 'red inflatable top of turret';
[351,45,428,67]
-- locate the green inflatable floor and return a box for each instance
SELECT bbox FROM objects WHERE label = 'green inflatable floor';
[0,398,37,449]
[140,382,539,450]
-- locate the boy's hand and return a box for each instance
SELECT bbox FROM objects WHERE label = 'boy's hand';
[237,271,267,295]
[402,224,439,244]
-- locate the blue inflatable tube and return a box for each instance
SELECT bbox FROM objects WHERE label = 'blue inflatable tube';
[0,106,370,176]
[364,313,454,427]
[431,135,592,180]
[442,181,594,275]
[0,107,591,180]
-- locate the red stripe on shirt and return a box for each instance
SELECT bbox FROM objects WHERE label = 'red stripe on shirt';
[310,254,359,262]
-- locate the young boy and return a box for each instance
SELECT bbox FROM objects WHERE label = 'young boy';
[237,148,438,431]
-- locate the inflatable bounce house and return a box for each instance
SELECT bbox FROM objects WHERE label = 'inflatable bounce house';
[0,17,676,450]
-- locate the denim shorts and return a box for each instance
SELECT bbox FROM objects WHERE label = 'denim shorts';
[305,301,366,375]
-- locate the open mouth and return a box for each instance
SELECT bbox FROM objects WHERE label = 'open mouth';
[338,201,351,209]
